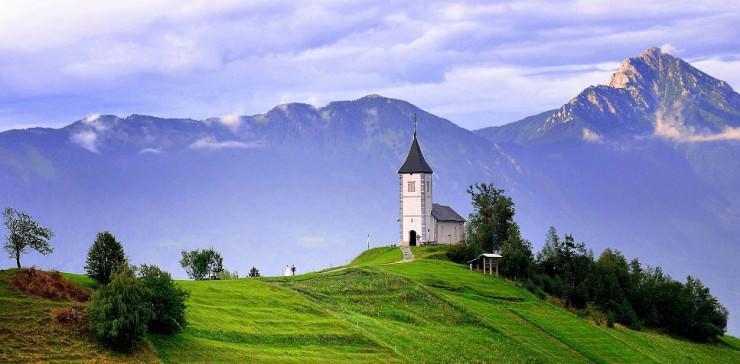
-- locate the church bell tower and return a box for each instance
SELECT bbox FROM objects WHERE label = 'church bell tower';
[398,114,433,246]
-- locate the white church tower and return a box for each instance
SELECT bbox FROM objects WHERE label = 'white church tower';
[399,114,434,246]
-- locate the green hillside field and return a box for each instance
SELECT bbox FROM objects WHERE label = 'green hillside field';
[1,246,738,362]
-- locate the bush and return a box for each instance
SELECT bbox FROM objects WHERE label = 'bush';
[11,268,90,302]
[606,311,616,328]
[217,269,238,280]
[137,264,190,333]
[85,231,126,285]
[88,265,151,351]
[446,243,480,264]
[53,304,88,331]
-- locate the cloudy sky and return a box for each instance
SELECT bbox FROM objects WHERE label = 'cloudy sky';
[1,0,739,131]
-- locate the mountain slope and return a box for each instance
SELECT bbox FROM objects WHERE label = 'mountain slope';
[475,48,740,335]
[2,249,739,362]
[0,95,525,277]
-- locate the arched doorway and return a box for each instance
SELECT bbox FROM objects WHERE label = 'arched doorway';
[409,230,417,246]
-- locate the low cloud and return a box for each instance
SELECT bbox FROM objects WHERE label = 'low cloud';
[188,136,262,150]
[84,114,100,123]
[139,148,162,154]
[218,114,242,132]
[70,130,98,152]
[659,43,679,55]
[582,127,603,143]
[655,110,740,142]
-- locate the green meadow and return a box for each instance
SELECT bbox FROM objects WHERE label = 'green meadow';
[1,246,739,362]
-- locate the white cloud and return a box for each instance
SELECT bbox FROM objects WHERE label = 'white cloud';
[654,110,740,142]
[1,1,740,131]
[70,129,98,152]
[218,113,242,132]
[140,148,162,154]
[582,127,603,143]
[188,136,262,150]
[84,113,100,123]
[660,43,679,55]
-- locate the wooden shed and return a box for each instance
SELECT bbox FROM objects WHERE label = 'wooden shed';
[468,253,502,276]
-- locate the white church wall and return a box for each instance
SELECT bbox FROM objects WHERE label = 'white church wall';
[400,173,433,246]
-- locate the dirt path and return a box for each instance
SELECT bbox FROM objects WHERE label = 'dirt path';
[397,246,414,263]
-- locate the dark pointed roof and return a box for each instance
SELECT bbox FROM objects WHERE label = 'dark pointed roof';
[398,133,433,174]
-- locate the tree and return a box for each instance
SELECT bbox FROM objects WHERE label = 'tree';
[248,266,261,278]
[465,184,517,252]
[536,226,560,275]
[85,231,126,285]
[3,207,54,268]
[137,264,189,334]
[88,264,151,351]
[499,225,534,281]
[217,269,238,280]
[179,248,224,280]
[682,276,728,341]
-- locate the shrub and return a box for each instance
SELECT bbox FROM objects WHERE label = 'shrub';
[446,243,480,264]
[85,231,126,285]
[53,304,88,331]
[606,311,616,328]
[248,266,261,278]
[217,269,238,280]
[88,264,151,351]
[137,264,190,334]
[11,268,90,302]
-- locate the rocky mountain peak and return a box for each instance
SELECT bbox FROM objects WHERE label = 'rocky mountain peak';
[609,47,673,90]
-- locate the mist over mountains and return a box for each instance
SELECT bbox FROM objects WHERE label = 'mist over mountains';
[1,48,738,333]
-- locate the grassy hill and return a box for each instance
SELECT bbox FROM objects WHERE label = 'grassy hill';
[1,247,739,362]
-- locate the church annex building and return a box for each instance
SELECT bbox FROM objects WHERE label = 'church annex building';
[398,122,465,247]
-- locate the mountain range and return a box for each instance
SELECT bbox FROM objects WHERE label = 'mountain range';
[1,48,738,334]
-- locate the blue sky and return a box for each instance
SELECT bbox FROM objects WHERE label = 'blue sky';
[1,0,739,131]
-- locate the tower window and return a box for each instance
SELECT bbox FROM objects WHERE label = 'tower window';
[426,181,430,193]
[407,181,415,192]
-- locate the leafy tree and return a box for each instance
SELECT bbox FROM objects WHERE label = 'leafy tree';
[248,266,261,278]
[465,184,516,252]
[499,225,534,281]
[592,249,630,307]
[536,226,560,275]
[179,248,224,280]
[137,264,189,334]
[88,264,152,351]
[85,231,126,285]
[682,276,728,341]
[3,207,54,268]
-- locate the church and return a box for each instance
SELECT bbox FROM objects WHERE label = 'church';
[398,118,465,246]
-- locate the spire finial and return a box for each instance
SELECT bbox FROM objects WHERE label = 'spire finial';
[413,113,417,137]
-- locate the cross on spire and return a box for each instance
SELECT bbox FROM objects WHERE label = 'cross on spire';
[413,113,417,137]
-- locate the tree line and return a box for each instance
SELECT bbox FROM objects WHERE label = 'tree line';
[448,183,729,342]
